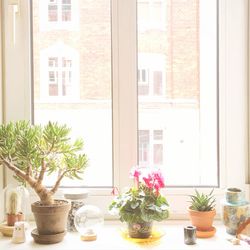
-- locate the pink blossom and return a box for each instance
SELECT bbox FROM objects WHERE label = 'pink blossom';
[129,166,141,179]
[142,169,165,193]
[152,171,165,188]
[143,175,153,189]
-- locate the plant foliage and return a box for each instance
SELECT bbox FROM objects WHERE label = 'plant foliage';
[109,168,169,223]
[188,189,216,211]
[0,121,88,204]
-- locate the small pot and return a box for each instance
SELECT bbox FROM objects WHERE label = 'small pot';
[188,207,216,231]
[31,199,70,243]
[7,212,24,226]
[128,222,153,238]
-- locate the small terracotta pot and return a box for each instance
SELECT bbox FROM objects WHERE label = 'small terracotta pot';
[7,212,24,226]
[188,207,216,231]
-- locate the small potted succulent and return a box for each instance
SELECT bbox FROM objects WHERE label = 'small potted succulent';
[6,190,23,226]
[188,189,216,233]
[109,167,169,239]
[0,121,88,244]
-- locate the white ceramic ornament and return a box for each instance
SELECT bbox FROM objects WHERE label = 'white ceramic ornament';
[12,221,26,243]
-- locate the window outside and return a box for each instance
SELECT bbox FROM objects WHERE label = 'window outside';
[137,0,218,186]
[32,0,113,187]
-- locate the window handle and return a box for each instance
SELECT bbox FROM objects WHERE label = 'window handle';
[8,0,20,47]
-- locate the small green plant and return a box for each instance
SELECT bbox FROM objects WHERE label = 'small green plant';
[188,189,216,211]
[6,190,21,215]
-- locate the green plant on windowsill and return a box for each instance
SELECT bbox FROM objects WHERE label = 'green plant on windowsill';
[189,189,216,212]
[0,120,88,243]
[188,189,216,233]
[109,167,169,238]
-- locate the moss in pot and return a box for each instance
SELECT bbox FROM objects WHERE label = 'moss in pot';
[0,121,88,244]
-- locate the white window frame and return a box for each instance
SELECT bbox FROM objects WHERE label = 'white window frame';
[1,0,249,219]
[39,0,79,31]
[39,42,80,102]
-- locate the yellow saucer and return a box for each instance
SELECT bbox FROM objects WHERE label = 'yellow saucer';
[120,228,165,243]
[0,223,14,237]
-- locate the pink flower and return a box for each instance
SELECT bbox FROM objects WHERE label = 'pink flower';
[152,171,165,188]
[111,187,119,196]
[130,166,142,189]
[130,167,141,179]
[142,169,165,193]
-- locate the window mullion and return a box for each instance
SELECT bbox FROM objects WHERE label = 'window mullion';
[112,0,137,190]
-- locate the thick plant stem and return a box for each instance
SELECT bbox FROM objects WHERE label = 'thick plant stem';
[2,159,54,205]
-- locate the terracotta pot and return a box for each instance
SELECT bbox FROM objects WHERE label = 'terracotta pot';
[7,212,24,226]
[31,199,70,242]
[188,207,216,231]
[128,222,153,238]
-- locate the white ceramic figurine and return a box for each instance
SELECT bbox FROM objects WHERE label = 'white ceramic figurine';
[12,221,26,243]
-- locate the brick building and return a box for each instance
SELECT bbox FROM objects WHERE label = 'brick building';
[32,0,200,186]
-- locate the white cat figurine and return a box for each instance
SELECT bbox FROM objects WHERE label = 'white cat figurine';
[12,222,26,243]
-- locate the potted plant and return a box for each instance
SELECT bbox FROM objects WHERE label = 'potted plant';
[0,121,88,243]
[188,189,216,235]
[109,167,169,239]
[6,190,23,226]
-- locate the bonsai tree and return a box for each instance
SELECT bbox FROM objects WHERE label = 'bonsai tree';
[0,121,88,206]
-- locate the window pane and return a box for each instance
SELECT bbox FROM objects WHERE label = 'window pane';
[48,5,58,22]
[137,0,218,186]
[32,0,113,187]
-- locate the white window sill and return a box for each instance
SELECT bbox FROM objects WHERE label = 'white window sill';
[0,220,248,250]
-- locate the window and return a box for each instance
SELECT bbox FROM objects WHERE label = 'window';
[34,1,113,187]
[2,0,249,215]
[138,53,165,97]
[139,129,164,167]
[39,0,78,31]
[48,0,71,22]
[138,0,219,187]
[39,43,79,101]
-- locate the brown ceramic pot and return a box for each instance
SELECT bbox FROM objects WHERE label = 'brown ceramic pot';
[31,200,70,238]
[7,212,24,226]
[188,207,216,231]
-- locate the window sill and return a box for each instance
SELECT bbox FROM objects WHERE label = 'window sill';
[0,220,248,250]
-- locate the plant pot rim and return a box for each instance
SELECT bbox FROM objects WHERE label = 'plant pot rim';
[188,206,216,215]
[32,199,69,208]
[31,199,70,214]
[226,187,242,193]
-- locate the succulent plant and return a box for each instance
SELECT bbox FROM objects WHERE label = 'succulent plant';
[6,190,21,215]
[189,189,216,211]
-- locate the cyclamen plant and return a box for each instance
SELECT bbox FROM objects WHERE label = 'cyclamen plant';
[109,167,169,223]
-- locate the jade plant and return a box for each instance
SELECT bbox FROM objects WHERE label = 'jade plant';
[188,189,216,211]
[0,121,87,205]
